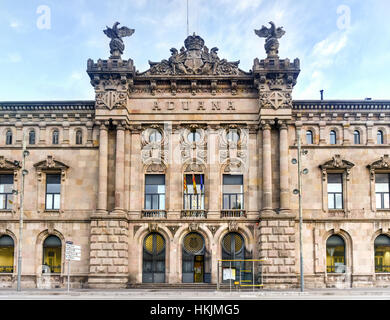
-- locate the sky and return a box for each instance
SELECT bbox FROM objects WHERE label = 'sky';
[0,0,389,101]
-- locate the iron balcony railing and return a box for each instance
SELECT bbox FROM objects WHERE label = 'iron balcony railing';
[181,210,207,218]
[220,210,246,218]
[142,210,167,218]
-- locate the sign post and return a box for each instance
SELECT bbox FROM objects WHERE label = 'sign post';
[65,241,81,294]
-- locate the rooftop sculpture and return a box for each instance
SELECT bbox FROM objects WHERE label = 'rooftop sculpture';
[103,22,135,58]
[255,21,286,57]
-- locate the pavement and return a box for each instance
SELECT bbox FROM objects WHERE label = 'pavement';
[0,287,390,300]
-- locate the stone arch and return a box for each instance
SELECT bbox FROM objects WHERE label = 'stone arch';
[327,126,342,145]
[303,126,319,145]
[323,228,353,274]
[352,126,365,145]
[376,126,388,145]
[35,229,65,275]
[50,127,61,145]
[215,224,254,261]
[0,230,17,273]
[134,225,171,284]
[174,224,213,283]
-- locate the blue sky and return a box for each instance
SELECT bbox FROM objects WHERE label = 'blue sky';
[0,0,389,101]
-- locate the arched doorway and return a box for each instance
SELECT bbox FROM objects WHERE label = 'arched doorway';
[221,232,247,283]
[182,232,211,283]
[0,235,14,273]
[142,232,166,283]
[42,235,62,273]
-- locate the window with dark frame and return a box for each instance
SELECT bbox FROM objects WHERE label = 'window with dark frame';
[52,130,59,145]
[377,130,384,145]
[183,174,204,210]
[0,175,13,210]
[149,129,162,143]
[29,130,36,145]
[144,174,165,210]
[188,130,201,143]
[330,130,336,145]
[75,130,83,145]
[45,174,61,210]
[306,130,313,144]
[5,130,12,145]
[327,173,343,209]
[375,173,390,209]
[353,130,360,144]
[374,235,390,273]
[222,174,244,210]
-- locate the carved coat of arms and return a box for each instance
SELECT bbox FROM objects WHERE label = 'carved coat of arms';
[143,34,242,76]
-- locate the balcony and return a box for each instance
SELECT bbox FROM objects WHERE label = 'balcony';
[181,210,207,218]
[220,210,246,218]
[142,210,167,219]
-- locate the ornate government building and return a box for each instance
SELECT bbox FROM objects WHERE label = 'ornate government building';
[0,22,389,289]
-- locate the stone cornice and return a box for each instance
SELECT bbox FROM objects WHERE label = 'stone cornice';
[293,100,390,110]
[0,101,95,111]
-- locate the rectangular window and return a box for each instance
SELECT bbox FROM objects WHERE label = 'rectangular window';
[145,174,165,210]
[45,174,61,210]
[328,173,343,209]
[0,174,13,210]
[183,174,204,210]
[376,173,390,209]
[222,174,244,210]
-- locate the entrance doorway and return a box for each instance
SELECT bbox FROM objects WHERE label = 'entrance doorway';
[182,233,210,283]
[142,232,166,283]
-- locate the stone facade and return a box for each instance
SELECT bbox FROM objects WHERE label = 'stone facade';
[0,23,389,289]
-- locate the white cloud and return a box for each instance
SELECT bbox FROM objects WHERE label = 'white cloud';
[9,21,21,29]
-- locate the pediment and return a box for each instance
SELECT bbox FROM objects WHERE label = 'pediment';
[0,156,21,170]
[367,155,390,170]
[33,155,69,171]
[320,155,355,170]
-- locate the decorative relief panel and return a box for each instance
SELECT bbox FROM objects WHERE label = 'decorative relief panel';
[180,125,207,166]
[141,125,169,167]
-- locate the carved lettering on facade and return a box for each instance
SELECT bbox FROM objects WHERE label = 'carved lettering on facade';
[151,100,235,112]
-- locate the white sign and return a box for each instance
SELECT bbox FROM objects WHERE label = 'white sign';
[223,268,236,280]
[65,243,81,261]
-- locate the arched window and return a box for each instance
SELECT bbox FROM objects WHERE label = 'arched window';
[142,232,165,283]
[330,130,336,145]
[0,235,14,273]
[377,130,384,145]
[5,130,12,145]
[42,235,62,273]
[182,232,210,283]
[227,129,240,143]
[75,130,83,145]
[374,235,390,273]
[353,130,360,144]
[326,235,345,273]
[52,130,59,145]
[29,130,36,145]
[306,130,313,144]
[149,129,162,143]
[188,130,201,143]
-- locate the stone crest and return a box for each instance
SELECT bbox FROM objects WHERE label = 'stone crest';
[144,34,242,76]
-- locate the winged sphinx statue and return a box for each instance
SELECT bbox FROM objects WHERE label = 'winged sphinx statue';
[103,22,135,57]
[254,21,285,57]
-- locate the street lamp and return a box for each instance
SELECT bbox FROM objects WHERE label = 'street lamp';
[16,136,29,292]
[292,128,308,293]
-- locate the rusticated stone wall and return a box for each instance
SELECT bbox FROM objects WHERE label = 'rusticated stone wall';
[258,217,298,288]
[88,218,129,288]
